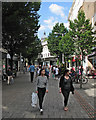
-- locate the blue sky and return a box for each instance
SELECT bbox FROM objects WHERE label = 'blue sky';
[38,2,73,39]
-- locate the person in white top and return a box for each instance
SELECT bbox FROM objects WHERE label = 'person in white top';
[55,66,59,79]
[53,66,56,79]
[37,66,41,76]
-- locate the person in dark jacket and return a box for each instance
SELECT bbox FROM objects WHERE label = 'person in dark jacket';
[59,69,74,111]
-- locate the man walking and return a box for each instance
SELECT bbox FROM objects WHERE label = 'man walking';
[28,63,35,83]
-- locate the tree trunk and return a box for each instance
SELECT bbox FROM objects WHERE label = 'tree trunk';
[59,53,62,64]
[28,58,31,65]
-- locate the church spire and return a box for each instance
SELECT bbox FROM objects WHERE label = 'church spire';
[44,31,46,35]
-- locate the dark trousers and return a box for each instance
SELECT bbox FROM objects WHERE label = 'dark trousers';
[30,72,34,82]
[61,89,70,107]
[38,87,46,109]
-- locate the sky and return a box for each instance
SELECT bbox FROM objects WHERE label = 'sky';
[37,2,73,39]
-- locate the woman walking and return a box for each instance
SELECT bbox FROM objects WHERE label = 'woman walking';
[36,69,48,114]
[7,68,13,85]
[59,69,74,111]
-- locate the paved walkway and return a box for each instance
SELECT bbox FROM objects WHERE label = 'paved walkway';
[2,72,96,119]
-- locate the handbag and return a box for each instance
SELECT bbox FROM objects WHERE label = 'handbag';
[31,92,38,107]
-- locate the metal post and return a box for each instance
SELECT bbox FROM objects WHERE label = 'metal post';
[80,56,83,89]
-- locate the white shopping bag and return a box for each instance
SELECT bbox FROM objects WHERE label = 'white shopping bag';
[11,77,14,84]
[31,92,38,107]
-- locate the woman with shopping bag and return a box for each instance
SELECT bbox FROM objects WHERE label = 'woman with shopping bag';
[36,68,48,114]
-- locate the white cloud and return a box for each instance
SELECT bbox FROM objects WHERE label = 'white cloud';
[48,20,58,30]
[49,4,66,18]
[44,17,54,24]
[38,18,69,39]
[42,17,69,31]
[44,17,58,30]
[38,25,46,31]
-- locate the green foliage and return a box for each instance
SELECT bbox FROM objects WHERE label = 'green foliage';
[25,36,42,62]
[47,23,68,58]
[57,59,59,65]
[2,2,41,59]
[69,10,96,57]
[59,32,75,59]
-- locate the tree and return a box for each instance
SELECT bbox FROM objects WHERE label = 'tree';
[69,10,96,57]
[22,36,42,64]
[47,23,68,63]
[69,10,96,88]
[2,2,41,70]
[59,32,75,68]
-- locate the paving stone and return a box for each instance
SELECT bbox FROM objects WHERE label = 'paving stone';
[2,72,95,118]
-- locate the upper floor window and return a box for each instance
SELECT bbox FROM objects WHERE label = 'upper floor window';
[48,53,50,56]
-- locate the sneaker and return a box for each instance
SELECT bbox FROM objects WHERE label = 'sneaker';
[40,109,43,114]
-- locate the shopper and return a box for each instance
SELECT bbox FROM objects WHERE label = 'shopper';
[36,69,48,114]
[45,66,49,80]
[28,63,35,83]
[55,66,59,80]
[53,66,56,79]
[59,69,74,111]
[7,68,13,85]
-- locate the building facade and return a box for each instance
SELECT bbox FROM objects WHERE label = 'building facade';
[41,32,56,66]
